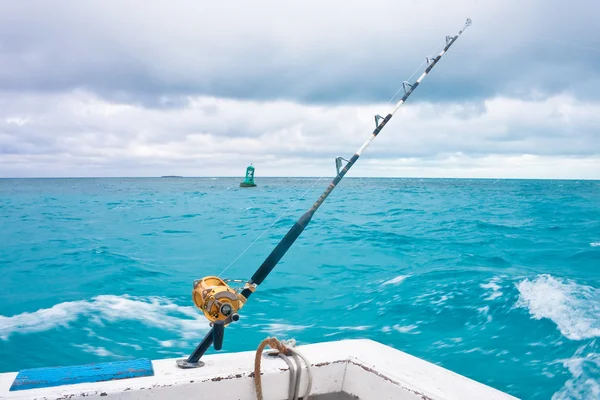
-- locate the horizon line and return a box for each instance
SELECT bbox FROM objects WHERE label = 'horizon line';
[1,176,599,181]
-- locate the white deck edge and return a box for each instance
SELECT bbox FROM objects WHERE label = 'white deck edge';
[0,339,518,400]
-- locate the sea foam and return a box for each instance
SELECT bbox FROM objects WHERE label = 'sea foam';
[382,275,409,286]
[516,274,600,341]
[0,295,208,341]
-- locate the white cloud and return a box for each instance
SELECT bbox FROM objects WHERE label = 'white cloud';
[1,1,598,101]
[0,1,599,177]
[1,90,598,178]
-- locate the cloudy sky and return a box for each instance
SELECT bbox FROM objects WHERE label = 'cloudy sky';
[1,0,599,178]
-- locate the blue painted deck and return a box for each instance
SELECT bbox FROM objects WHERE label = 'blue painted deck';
[10,359,154,391]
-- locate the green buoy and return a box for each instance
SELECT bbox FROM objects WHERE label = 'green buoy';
[240,164,257,187]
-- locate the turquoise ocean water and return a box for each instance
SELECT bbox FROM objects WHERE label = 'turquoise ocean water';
[0,177,599,399]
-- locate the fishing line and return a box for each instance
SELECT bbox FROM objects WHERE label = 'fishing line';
[388,41,445,104]
[217,176,325,277]
[179,18,471,367]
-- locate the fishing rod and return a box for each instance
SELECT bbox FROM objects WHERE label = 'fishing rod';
[177,17,472,368]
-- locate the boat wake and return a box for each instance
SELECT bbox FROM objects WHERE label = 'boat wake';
[480,277,504,301]
[516,274,600,399]
[552,341,600,400]
[0,295,209,341]
[515,274,600,341]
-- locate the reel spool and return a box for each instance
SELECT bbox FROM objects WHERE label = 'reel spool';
[192,276,249,324]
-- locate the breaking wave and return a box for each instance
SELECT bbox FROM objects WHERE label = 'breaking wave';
[552,342,600,400]
[516,275,600,341]
[0,295,209,341]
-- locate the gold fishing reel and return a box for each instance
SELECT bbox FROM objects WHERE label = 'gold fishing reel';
[192,276,253,325]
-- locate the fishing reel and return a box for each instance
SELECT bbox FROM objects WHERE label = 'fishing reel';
[192,276,253,325]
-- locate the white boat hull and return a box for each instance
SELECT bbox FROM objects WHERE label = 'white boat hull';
[0,339,517,400]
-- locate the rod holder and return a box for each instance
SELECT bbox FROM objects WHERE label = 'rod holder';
[176,320,228,368]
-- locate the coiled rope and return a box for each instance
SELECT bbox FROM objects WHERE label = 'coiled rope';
[254,337,312,400]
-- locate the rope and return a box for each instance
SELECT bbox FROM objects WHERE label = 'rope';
[278,353,297,400]
[254,338,289,400]
[289,351,302,400]
[218,177,324,278]
[289,348,313,400]
[253,337,312,400]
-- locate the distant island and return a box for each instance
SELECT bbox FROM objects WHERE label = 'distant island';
[160,175,183,178]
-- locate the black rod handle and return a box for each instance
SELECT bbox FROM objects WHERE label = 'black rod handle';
[249,211,312,286]
[212,320,225,350]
